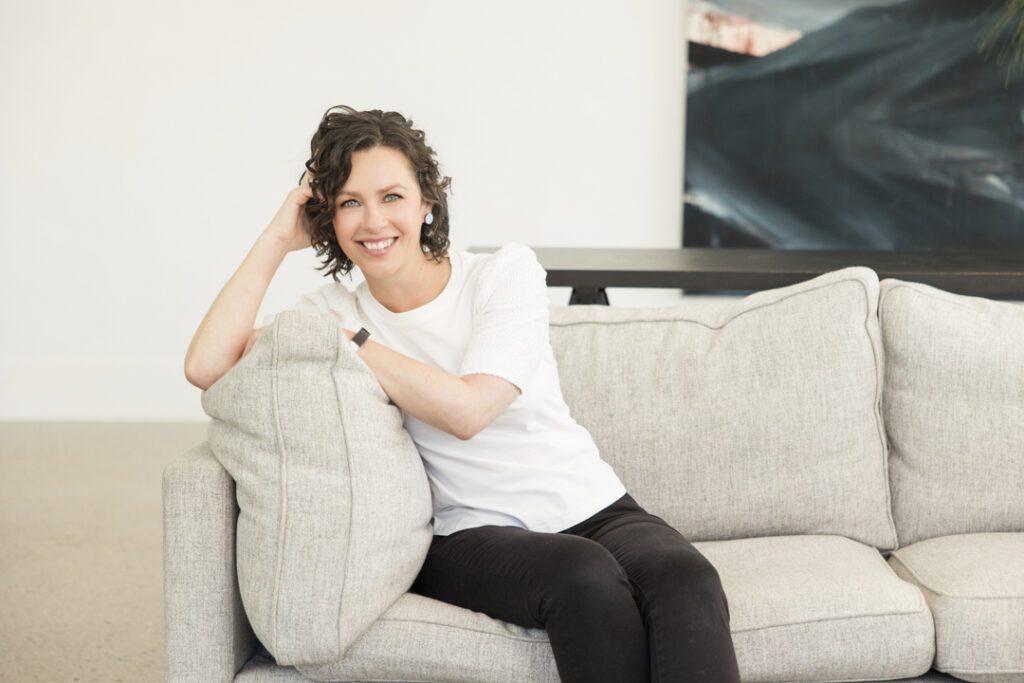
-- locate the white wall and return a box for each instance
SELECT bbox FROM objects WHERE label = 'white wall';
[0,0,687,421]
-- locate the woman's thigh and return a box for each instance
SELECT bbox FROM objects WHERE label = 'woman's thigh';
[409,524,629,630]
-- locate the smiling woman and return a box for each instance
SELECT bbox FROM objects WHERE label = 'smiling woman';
[184,104,741,683]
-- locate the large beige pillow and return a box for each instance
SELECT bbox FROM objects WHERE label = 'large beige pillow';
[879,278,1024,546]
[200,310,433,666]
[549,267,899,549]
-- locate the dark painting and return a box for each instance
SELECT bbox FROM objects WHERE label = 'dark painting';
[683,0,1024,249]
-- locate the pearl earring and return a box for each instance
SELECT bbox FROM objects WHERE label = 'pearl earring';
[424,212,434,226]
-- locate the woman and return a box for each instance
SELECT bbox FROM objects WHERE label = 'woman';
[184,105,741,683]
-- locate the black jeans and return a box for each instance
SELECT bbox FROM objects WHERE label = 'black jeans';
[409,492,741,683]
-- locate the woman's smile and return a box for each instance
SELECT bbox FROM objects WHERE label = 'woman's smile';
[358,236,398,256]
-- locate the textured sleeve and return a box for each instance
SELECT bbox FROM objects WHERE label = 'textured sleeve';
[459,243,549,393]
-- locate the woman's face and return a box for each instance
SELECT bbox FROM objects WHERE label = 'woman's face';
[332,145,433,281]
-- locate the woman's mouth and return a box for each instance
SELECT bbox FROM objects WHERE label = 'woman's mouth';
[358,237,397,256]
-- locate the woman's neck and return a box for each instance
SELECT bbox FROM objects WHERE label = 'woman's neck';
[367,255,452,314]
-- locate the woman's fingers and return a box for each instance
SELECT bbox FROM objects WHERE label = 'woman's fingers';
[293,170,312,205]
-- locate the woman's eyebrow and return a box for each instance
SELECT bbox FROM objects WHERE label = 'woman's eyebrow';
[337,183,407,199]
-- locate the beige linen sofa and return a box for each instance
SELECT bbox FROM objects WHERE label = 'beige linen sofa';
[164,266,1024,683]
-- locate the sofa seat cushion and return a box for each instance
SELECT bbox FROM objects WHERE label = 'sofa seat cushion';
[695,535,934,683]
[239,658,965,683]
[282,536,933,683]
[201,310,433,666]
[549,267,899,549]
[888,532,1024,683]
[879,279,1024,546]
[293,593,558,683]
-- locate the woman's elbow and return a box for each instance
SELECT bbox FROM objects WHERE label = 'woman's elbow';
[450,406,492,441]
[451,416,482,441]
[184,363,215,391]
[451,375,520,440]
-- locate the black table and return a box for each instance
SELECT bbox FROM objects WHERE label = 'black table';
[467,247,1024,304]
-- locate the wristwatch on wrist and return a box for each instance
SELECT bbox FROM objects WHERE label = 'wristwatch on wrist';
[349,327,370,353]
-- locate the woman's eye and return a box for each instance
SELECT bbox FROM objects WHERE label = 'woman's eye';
[339,194,400,209]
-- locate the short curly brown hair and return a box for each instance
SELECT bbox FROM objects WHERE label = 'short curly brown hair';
[301,105,452,281]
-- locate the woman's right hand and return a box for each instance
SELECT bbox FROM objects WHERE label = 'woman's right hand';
[262,169,319,253]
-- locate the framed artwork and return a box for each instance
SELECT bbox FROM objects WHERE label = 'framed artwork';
[683,0,1024,249]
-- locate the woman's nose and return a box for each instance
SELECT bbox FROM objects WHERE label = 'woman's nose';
[362,204,386,230]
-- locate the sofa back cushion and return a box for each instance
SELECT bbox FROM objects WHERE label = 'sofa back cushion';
[549,267,898,550]
[200,310,433,666]
[879,279,1024,546]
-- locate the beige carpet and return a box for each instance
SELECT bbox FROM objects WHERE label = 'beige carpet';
[0,421,208,682]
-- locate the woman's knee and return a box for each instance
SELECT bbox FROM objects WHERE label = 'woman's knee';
[540,540,634,613]
[638,548,729,608]
[674,550,724,589]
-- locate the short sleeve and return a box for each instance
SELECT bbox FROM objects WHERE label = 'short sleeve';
[459,243,549,393]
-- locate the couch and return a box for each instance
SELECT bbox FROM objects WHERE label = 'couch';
[164,266,1024,683]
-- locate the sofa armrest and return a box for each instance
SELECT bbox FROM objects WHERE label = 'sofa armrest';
[163,441,257,682]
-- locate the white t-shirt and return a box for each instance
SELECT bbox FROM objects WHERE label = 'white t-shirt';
[260,242,626,535]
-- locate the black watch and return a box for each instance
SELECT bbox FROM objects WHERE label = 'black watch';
[349,327,370,352]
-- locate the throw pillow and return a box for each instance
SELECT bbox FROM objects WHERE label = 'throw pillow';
[548,267,898,550]
[200,310,433,666]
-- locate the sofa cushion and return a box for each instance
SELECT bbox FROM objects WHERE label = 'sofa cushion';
[888,532,1024,683]
[241,656,964,683]
[549,266,899,549]
[698,535,934,683]
[286,536,933,683]
[294,593,558,682]
[878,279,1024,546]
[200,310,433,666]
[241,660,967,683]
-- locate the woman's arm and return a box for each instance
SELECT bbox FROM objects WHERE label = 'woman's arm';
[185,175,315,391]
[185,235,290,390]
[360,243,548,438]
[344,328,520,441]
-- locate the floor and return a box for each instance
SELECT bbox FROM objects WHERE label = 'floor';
[0,421,208,682]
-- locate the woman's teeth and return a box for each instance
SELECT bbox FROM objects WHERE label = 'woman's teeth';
[362,237,396,251]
